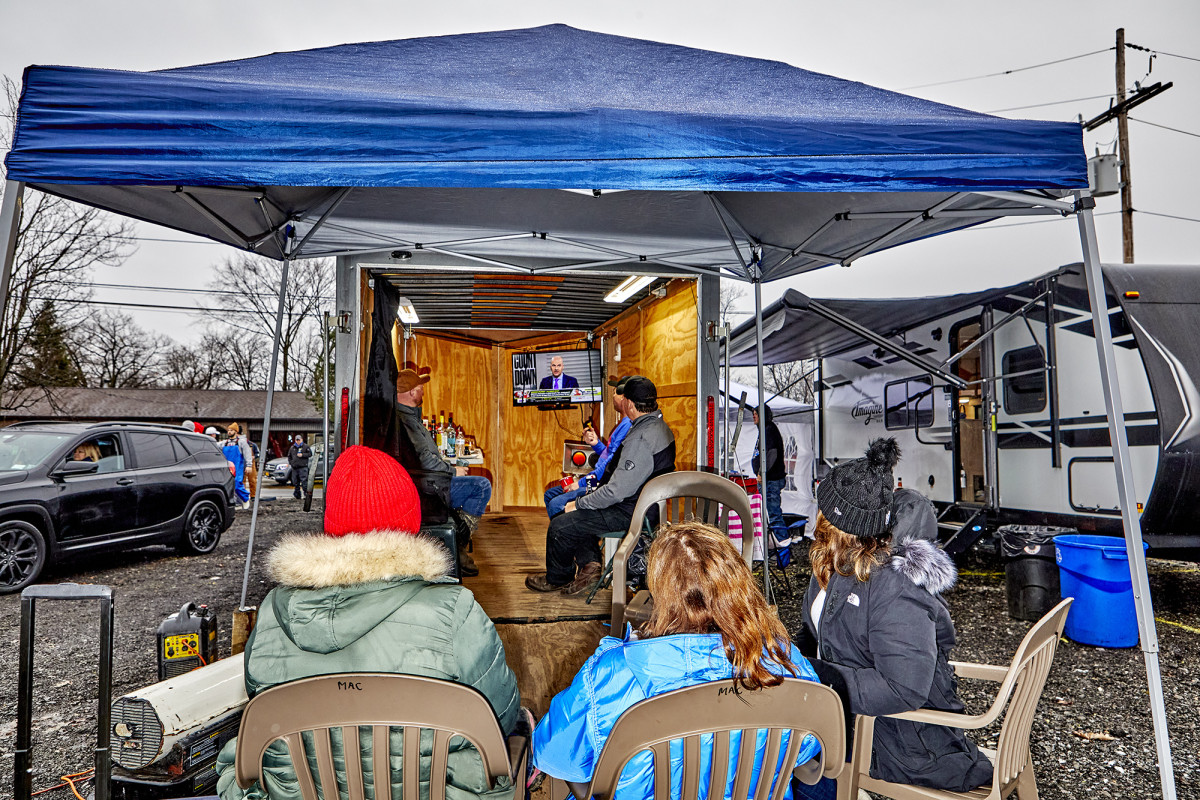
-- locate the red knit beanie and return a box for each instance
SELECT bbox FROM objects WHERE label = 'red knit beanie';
[324,446,422,536]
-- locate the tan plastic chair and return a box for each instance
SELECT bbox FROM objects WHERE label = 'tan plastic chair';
[549,677,846,800]
[235,672,527,800]
[610,471,755,632]
[837,598,1074,800]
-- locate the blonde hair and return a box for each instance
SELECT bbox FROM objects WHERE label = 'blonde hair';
[643,520,797,691]
[809,511,889,589]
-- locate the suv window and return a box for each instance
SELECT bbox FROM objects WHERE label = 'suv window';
[0,431,72,471]
[175,434,217,457]
[71,435,126,473]
[130,432,181,469]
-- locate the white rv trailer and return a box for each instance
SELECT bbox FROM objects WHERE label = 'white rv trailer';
[728,263,1200,556]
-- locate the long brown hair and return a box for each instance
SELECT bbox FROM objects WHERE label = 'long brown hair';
[809,511,889,589]
[642,520,797,691]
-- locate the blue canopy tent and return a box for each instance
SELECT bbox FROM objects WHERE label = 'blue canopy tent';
[0,25,1175,797]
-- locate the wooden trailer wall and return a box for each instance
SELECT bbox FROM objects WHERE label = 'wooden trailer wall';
[381,278,700,509]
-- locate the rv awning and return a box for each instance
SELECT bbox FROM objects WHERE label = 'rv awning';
[726,270,1071,365]
[5,24,1086,283]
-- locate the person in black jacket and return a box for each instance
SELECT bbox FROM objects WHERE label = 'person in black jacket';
[287,435,313,500]
[752,404,791,565]
[797,438,992,796]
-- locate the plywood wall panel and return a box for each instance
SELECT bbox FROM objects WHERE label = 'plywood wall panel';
[414,334,497,461]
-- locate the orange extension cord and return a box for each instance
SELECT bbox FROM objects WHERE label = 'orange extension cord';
[31,769,93,800]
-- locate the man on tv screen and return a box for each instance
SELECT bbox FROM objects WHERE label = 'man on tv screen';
[525,376,675,596]
[538,356,579,391]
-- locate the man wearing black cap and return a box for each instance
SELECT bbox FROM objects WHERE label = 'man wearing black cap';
[543,375,633,519]
[526,376,676,596]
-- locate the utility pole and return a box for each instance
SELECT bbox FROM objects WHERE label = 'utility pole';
[1116,27,1134,263]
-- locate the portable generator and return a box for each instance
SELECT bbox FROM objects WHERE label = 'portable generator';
[110,653,247,799]
[157,602,218,680]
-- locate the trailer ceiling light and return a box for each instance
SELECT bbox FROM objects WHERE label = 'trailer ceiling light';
[396,297,420,324]
[604,275,654,303]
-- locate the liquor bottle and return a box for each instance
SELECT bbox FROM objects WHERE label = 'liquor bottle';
[446,425,456,457]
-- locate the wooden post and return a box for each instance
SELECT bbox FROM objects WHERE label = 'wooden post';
[1116,27,1134,263]
[231,606,258,656]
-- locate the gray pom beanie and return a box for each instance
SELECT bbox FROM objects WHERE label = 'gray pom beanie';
[816,438,901,538]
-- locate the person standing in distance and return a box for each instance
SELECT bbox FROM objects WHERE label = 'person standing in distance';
[288,434,313,500]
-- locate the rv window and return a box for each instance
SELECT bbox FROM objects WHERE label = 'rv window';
[1002,345,1047,415]
[884,375,934,430]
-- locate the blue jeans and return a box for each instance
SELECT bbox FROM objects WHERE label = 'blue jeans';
[544,485,587,519]
[764,478,790,566]
[450,475,491,518]
[793,777,836,800]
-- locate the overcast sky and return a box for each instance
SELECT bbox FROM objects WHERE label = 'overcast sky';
[2,0,1197,337]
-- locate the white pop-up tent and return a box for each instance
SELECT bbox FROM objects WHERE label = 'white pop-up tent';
[0,24,1177,797]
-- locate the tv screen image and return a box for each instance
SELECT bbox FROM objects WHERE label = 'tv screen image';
[512,350,602,407]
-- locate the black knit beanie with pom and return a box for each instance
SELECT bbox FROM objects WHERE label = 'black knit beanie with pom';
[816,438,901,539]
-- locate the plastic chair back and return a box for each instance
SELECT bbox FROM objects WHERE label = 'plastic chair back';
[235,673,513,800]
[554,678,845,800]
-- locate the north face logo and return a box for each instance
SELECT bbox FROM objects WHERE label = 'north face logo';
[833,506,843,516]
[624,460,636,470]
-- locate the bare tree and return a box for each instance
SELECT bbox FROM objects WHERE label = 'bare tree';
[205,255,332,391]
[159,331,234,389]
[730,359,816,405]
[76,309,170,388]
[0,78,135,407]
[719,280,748,326]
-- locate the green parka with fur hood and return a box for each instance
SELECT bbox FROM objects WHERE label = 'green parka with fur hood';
[215,531,521,800]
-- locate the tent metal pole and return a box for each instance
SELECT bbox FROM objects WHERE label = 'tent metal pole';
[1076,197,1176,800]
[239,227,296,609]
[0,181,25,339]
[322,310,331,496]
[752,263,773,604]
[722,331,731,476]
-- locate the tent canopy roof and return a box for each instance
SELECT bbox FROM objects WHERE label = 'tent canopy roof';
[5,24,1086,283]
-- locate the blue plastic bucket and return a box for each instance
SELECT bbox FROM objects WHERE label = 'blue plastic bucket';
[1054,534,1147,648]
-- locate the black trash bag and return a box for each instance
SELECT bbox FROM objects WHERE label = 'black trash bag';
[998,525,1074,559]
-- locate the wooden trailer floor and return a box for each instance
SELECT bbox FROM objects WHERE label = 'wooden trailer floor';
[463,510,613,716]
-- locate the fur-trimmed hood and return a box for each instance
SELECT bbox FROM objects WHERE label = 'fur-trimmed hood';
[268,531,452,588]
[890,538,956,595]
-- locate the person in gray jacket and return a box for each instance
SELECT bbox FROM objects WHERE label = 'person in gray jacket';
[797,438,992,796]
[525,376,675,596]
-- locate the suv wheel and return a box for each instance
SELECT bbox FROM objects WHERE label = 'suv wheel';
[178,499,222,555]
[0,521,47,593]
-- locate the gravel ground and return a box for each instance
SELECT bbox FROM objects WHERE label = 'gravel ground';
[1,510,1197,799]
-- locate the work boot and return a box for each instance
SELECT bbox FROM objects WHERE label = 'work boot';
[525,573,567,593]
[457,545,479,577]
[561,562,603,596]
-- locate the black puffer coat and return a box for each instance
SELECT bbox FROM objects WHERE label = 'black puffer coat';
[798,539,993,792]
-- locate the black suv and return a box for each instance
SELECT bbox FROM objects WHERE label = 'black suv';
[0,421,236,592]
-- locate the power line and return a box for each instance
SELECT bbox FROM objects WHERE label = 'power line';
[64,280,334,302]
[25,227,221,245]
[1128,45,1200,65]
[985,93,1114,114]
[1129,117,1200,139]
[902,48,1114,90]
[1135,209,1200,224]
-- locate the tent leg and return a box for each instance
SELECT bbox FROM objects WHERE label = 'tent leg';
[1077,198,1176,800]
[239,232,295,609]
[0,181,25,340]
[752,267,773,604]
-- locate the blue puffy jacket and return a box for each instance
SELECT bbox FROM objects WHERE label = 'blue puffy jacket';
[533,630,821,800]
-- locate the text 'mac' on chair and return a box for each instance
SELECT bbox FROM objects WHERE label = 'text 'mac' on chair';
[838,598,1074,800]
[235,673,528,800]
[611,472,755,632]
[549,678,845,800]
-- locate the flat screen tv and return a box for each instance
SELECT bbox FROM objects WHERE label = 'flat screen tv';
[512,349,603,407]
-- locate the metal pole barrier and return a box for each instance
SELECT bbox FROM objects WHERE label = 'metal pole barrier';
[1077,196,1176,800]
[0,180,25,341]
[752,264,773,604]
[322,310,331,497]
[239,227,295,610]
